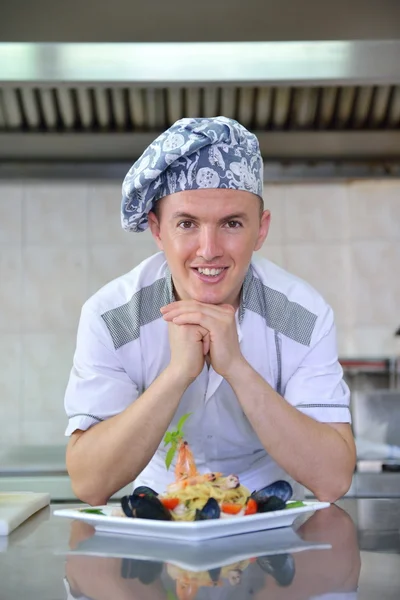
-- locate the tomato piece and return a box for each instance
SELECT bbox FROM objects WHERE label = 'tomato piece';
[244,498,258,515]
[221,503,243,515]
[160,497,180,510]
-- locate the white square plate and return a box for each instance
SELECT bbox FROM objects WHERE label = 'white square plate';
[64,525,332,571]
[53,501,330,542]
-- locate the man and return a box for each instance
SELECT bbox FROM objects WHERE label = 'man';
[64,116,356,506]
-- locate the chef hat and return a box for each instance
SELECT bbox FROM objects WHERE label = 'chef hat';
[121,116,263,232]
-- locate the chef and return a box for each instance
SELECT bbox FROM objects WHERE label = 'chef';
[64,116,356,506]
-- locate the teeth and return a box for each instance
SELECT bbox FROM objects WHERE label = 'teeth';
[197,268,224,276]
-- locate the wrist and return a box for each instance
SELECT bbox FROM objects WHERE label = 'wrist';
[222,356,252,384]
[164,364,196,390]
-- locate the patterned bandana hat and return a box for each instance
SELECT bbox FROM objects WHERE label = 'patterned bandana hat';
[121,116,264,232]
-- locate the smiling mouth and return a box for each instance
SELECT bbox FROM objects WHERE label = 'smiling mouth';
[193,267,227,277]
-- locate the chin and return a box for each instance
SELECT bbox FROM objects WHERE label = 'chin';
[192,290,226,305]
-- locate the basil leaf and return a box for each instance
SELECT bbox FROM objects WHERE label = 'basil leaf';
[285,501,306,509]
[164,432,172,445]
[176,413,192,434]
[165,446,176,470]
[80,508,106,515]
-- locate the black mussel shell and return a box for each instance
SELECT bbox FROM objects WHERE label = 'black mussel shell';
[256,553,295,586]
[121,494,135,517]
[208,566,222,582]
[121,494,172,520]
[257,495,286,513]
[251,480,293,504]
[138,561,164,585]
[132,485,158,497]
[195,497,221,521]
[121,558,141,579]
[120,558,163,584]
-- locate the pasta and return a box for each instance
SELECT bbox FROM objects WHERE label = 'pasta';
[160,475,251,521]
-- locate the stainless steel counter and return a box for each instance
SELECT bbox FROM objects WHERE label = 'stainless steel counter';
[2,498,400,599]
[0,445,132,500]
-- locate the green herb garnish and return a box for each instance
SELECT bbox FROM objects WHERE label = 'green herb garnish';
[285,501,306,509]
[80,508,106,515]
[163,413,191,470]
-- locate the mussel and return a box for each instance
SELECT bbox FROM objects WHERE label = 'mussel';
[208,567,222,583]
[195,497,221,521]
[251,480,293,503]
[132,485,158,497]
[257,496,287,513]
[121,558,163,584]
[121,494,172,520]
[256,553,295,586]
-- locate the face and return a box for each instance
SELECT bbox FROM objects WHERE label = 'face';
[148,189,270,308]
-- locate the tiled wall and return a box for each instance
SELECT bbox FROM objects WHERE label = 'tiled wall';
[1,179,399,447]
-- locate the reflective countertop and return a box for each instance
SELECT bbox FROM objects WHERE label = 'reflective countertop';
[2,498,400,599]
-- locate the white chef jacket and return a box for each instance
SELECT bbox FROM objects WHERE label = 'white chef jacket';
[64,251,351,496]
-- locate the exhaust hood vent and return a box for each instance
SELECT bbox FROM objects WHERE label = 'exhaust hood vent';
[0,41,399,161]
[1,84,399,133]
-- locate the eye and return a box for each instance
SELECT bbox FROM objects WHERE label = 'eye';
[225,220,242,228]
[178,220,195,229]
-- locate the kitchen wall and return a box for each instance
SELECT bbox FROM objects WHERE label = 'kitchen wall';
[1,178,399,448]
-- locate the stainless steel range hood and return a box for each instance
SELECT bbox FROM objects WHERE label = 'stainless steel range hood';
[0,41,399,162]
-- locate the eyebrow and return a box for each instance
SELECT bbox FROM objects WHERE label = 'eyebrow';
[171,211,249,223]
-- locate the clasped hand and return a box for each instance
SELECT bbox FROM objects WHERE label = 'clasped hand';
[161,300,244,380]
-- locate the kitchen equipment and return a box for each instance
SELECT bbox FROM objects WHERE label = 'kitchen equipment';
[0,492,50,535]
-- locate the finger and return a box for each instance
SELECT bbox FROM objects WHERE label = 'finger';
[172,312,217,331]
[163,304,233,322]
[162,301,234,315]
[219,303,236,313]
[202,333,210,355]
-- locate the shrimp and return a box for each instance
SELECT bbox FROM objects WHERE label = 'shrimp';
[176,580,199,600]
[167,472,222,493]
[174,440,199,481]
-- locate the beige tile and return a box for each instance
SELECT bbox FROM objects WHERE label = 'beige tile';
[351,326,398,357]
[20,333,75,444]
[349,180,400,240]
[23,246,87,331]
[262,184,285,244]
[336,328,356,358]
[20,419,67,445]
[285,244,351,326]
[0,246,22,332]
[25,183,87,244]
[256,243,285,269]
[88,183,130,244]
[88,240,158,295]
[0,184,23,243]
[351,241,400,326]
[284,183,349,243]
[0,335,21,446]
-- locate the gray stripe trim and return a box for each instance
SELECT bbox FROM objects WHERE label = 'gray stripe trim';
[101,274,173,350]
[274,330,282,395]
[243,275,317,346]
[296,403,351,410]
[100,264,317,350]
[68,413,104,422]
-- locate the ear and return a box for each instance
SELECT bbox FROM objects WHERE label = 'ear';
[254,210,271,251]
[148,211,164,251]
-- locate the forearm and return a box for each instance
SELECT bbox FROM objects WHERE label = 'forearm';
[66,366,191,505]
[225,359,355,502]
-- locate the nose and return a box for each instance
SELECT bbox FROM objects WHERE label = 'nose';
[196,226,223,261]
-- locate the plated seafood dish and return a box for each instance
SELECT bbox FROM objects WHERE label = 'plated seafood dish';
[81,414,304,523]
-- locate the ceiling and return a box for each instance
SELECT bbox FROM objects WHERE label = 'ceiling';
[1,0,400,42]
[0,1,399,165]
